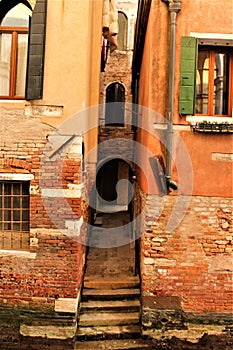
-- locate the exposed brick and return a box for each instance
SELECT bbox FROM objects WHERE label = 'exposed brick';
[0,106,87,323]
[138,189,233,316]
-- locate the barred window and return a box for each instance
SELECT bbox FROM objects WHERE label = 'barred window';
[0,181,30,250]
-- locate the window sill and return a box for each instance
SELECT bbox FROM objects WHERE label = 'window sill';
[186,116,233,124]
[0,97,25,101]
[0,173,34,181]
[0,99,27,106]
[186,116,233,133]
[186,117,233,133]
[0,250,36,259]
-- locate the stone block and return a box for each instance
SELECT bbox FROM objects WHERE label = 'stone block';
[55,297,79,314]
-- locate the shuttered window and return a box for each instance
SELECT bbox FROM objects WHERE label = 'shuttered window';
[179,36,233,116]
[179,36,198,115]
[0,0,47,100]
[25,0,47,100]
[118,11,128,51]
[0,4,31,99]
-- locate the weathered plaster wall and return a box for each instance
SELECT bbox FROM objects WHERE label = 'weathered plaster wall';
[137,0,233,339]
[140,0,233,121]
[173,130,233,197]
[138,0,233,196]
[42,0,101,123]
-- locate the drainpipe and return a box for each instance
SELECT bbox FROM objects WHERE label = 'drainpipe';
[162,0,181,191]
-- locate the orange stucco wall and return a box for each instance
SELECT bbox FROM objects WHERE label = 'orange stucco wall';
[173,131,233,197]
[29,0,101,159]
[138,0,233,197]
[0,0,102,161]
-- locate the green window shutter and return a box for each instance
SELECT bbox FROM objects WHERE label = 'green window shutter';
[179,36,198,115]
[118,12,128,51]
[25,0,47,100]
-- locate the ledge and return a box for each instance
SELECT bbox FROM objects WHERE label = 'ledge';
[41,184,83,198]
[0,173,34,181]
[0,250,36,259]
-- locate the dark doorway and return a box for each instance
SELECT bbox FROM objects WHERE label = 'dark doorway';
[105,82,125,125]
[97,159,118,202]
[96,158,132,211]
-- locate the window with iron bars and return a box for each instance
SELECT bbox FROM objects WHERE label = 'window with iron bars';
[0,181,30,250]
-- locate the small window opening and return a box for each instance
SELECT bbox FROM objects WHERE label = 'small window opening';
[0,181,30,250]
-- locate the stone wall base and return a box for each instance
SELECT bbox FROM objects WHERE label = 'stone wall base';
[0,336,74,350]
[0,305,78,349]
[142,308,232,343]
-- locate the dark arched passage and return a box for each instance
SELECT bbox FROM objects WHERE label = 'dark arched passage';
[96,158,133,211]
[105,82,125,125]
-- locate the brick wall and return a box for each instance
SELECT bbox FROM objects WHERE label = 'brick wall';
[0,231,85,303]
[140,191,233,335]
[100,1,136,119]
[0,105,87,339]
[98,126,135,159]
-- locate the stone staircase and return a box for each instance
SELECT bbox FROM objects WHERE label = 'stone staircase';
[75,275,151,349]
[74,212,152,349]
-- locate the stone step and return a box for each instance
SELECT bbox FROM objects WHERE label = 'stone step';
[78,312,140,327]
[94,216,103,226]
[76,324,141,341]
[85,265,135,277]
[82,288,140,301]
[84,276,140,290]
[80,299,140,313]
[75,339,152,350]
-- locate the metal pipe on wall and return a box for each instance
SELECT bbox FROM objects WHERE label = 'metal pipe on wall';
[162,0,182,190]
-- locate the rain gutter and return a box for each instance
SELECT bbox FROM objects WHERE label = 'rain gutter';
[162,0,182,190]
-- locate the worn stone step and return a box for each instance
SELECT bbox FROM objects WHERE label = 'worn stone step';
[76,324,141,341]
[84,276,140,290]
[80,299,140,313]
[75,338,152,350]
[82,288,140,301]
[79,312,140,327]
[94,216,103,226]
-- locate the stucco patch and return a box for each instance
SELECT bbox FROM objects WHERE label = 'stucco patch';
[208,255,233,273]
[212,153,233,162]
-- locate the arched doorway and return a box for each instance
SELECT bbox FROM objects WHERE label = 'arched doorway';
[92,158,137,275]
[96,158,132,212]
